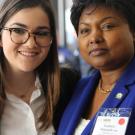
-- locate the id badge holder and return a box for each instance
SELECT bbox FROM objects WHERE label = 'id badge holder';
[91,108,132,135]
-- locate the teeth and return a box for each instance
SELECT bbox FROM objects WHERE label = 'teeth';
[19,51,37,56]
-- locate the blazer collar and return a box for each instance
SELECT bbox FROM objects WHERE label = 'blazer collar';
[117,57,135,86]
[63,73,100,135]
[103,57,135,108]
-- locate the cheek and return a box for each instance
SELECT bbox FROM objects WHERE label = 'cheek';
[78,38,88,55]
[1,32,13,48]
[78,37,87,51]
[78,42,91,64]
[1,39,13,55]
[112,33,134,49]
[107,32,135,61]
[78,37,89,57]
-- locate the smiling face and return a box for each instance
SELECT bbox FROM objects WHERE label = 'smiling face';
[78,6,135,71]
[1,6,51,73]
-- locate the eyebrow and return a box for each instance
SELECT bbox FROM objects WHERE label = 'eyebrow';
[79,16,118,26]
[10,23,50,30]
[100,16,118,22]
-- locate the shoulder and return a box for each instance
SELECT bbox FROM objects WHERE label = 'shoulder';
[53,67,81,130]
[60,67,81,98]
[75,76,91,89]
[60,67,81,87]
[73,70,99,94]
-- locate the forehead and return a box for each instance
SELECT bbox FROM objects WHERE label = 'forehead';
[79,5,126,23]
[5,7,50,28]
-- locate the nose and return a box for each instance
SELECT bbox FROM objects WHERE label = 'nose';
[89,36,104,44]
[89,29,104,45]
[24,34,37,48]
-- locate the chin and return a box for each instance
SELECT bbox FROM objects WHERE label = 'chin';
[19,66,37,73]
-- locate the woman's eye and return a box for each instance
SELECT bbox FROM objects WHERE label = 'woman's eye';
[11,28,26,35]
[101,24,114,30]
[79,28,90,35]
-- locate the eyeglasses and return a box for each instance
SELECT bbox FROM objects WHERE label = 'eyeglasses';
[2,27,52,47]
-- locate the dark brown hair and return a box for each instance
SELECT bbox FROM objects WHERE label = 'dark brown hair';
[0,0,60,130]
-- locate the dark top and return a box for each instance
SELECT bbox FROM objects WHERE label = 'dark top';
[53,67,81,131]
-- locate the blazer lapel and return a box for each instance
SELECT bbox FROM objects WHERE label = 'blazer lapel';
[105,57,135,108]
[63,72,100,135]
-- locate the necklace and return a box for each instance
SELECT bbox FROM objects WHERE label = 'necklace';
[98,79,115,94]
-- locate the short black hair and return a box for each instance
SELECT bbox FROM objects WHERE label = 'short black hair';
[71,0,135,34]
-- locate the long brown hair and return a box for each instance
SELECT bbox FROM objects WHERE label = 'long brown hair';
[0,0,60,129]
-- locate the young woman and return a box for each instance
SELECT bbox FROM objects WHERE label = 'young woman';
[0,0,62,134]
[58,0,135,135]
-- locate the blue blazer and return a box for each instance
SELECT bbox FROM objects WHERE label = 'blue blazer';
[57,57,135,135]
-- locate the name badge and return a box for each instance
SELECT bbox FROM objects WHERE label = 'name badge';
[91,108,132,135]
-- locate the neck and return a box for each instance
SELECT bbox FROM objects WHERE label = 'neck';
[100,61,129,85]
[4,70,36,99]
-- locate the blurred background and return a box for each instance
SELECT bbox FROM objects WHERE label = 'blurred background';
[51,0,91,77]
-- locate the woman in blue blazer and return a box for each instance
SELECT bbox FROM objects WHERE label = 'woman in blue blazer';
[57,0,135,134]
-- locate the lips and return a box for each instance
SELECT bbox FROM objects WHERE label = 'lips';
[89,48,108,57]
